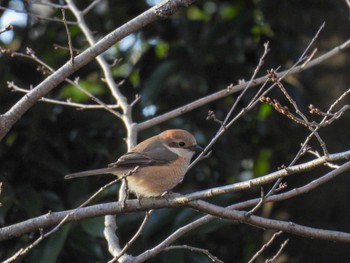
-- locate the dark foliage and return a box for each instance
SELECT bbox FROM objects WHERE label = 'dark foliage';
[1,0,350,262]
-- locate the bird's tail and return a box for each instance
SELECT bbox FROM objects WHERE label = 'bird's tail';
[64,168,114,179]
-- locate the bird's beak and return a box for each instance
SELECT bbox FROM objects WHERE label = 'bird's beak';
[189,144,203,153]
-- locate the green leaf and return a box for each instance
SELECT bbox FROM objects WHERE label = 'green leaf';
[187,6,211,22]
[129,70,140,87]
[59,80,105,102]
[5,132,18,146]
[253,149,271,177]
[219,5,240,20]
[155,40,169,59]
[257,103,272,121]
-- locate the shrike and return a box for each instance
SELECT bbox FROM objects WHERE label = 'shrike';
[65,129,202,197]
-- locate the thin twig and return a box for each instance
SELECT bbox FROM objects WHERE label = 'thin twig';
[2,159,350,245]
[0,6,77,25]
[109,210,154,263]
[30,1,68,9]
[3,47,123,119]
[222,42,270,129]
[83,0,104,14]
[248,231,283,263]
[7,79,122,118]
[189,42,270,170]
[0,24,13,34]
[265,238,289,263]
[132,160,350,262]
[301,48,318,68]
[3,178,120,263]
[164,245,224,263]
[0,182,3,207]
[307,150,339,169]
[267,69,328,155]
[178,150,350,203]
[61,9,74,63]
[246,187,265,217]
[345,0,350,19]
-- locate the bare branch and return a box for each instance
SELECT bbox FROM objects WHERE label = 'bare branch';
[189,42,270,171]
[30,1,68,9]
[248,231,283,263]
[3,178,119,263]
[127,160,350,261]
[61,8,74,63]
[0,0,197,141]
[2,159,350,245]
[109,211,153,263]
[0,5,77,25]
[0,182,2,207]
[345,0,350,19]
[164,245,224,263]
[246,187,265,217]
[265,238,289,263]
[7,79,122,118]
[266,69,328,155]
[0,24,13,34]
[83,0,104,14]
[138,27,350,133]
[180,150,350,203]
[187,199,350,243]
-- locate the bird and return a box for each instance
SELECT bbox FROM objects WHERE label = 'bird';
[65,129,202,198]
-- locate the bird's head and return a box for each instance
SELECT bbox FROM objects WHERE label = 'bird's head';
[159,129,203,159]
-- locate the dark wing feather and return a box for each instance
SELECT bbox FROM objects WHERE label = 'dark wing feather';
[65,141,179,179]
[109,144,177,168]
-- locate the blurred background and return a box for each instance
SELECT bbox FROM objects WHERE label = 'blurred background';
[1,0,350,262]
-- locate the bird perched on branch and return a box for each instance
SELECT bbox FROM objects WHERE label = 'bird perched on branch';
[65,129,202,197]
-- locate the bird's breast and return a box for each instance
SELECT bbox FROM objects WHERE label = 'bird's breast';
[125,157,191,197]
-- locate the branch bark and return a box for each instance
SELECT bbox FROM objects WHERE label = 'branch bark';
[136,38,350,131]
[0,0,197,141]
[2,156,350,243]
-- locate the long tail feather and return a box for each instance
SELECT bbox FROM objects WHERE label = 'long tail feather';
[64,168,114,179]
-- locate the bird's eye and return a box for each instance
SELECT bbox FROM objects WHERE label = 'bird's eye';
[178,141,186,147]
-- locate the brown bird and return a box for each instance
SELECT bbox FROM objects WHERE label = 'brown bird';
[65,129,202,197]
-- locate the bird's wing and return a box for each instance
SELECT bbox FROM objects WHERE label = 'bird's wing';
[109,143,178,168]
[65,140,178,179]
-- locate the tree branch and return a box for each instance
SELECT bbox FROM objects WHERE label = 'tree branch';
[0,0,197,141]
[136,38,350,131]
[2,157,350,243]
